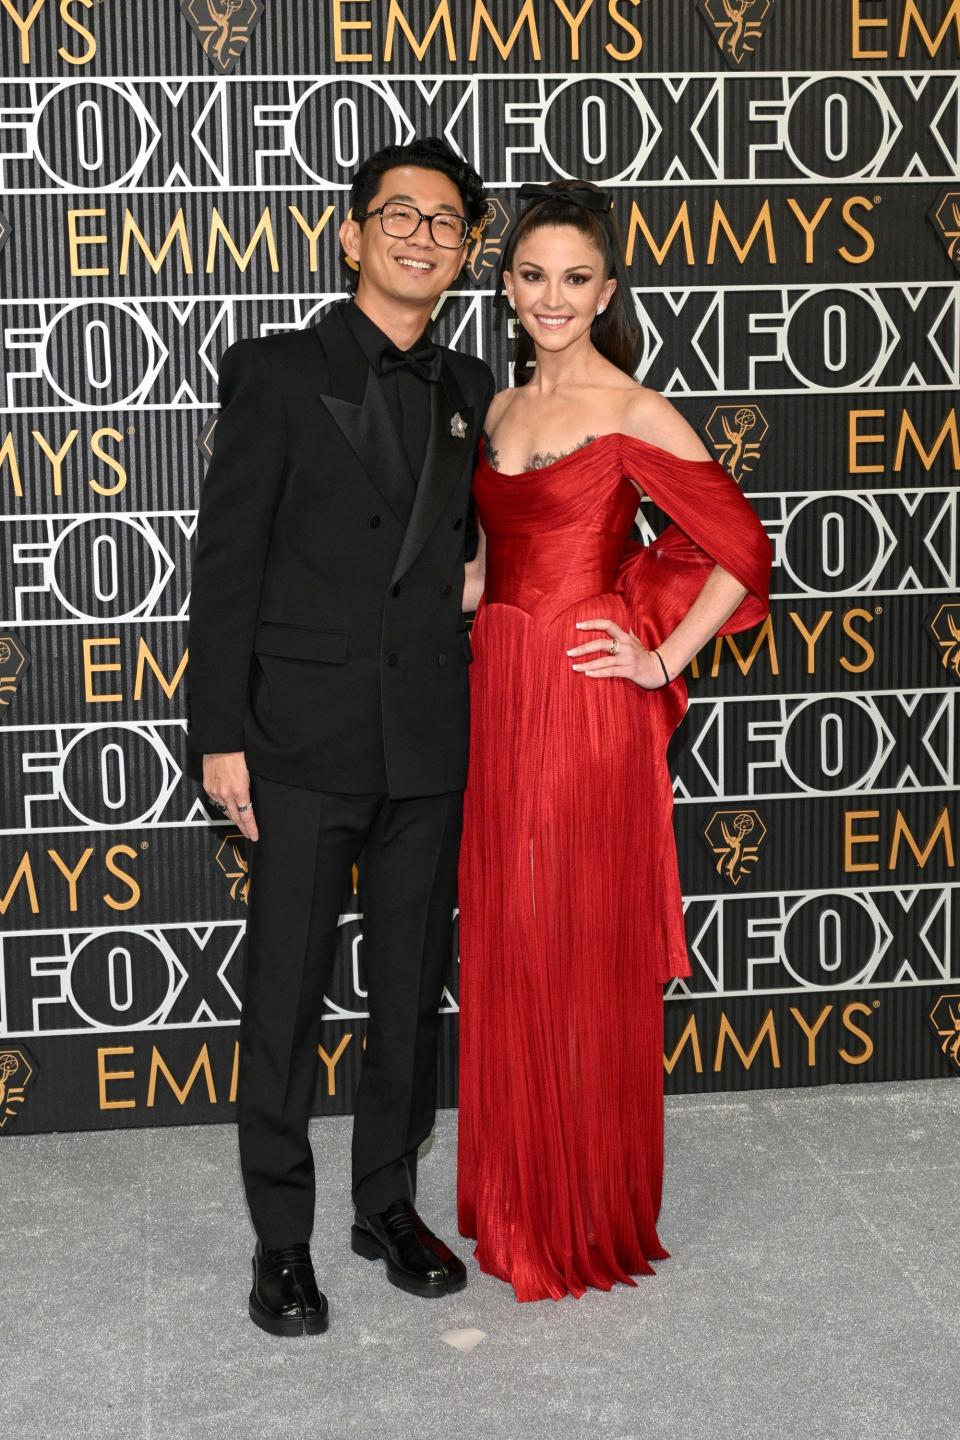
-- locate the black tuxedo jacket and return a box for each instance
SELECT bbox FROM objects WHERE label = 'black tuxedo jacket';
[186,301,496,797]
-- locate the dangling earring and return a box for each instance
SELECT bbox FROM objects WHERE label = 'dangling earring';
[596,304,606,315]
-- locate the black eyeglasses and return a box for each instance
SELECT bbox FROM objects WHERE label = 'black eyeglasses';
[356,202,470,250]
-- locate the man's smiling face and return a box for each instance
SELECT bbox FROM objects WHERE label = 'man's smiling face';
[341,165,470,311]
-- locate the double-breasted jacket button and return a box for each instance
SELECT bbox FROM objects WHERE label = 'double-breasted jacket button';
[369,515,381,529]
[441,583,452,598]
[391,582,401,597]
[438,652,448,667]
[452,517,464,530]
[385,652,398,667]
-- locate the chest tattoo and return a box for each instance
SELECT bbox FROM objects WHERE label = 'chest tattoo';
[483,430,600,473]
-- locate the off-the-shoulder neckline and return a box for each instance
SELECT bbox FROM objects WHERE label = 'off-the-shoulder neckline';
[478,430,719,479]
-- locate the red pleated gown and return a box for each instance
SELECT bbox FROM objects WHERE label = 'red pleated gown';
[457,432,771,1302]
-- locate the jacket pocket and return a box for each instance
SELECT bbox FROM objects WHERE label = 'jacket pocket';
[254,621,349,664]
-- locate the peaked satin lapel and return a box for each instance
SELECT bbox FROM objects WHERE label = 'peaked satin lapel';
[314,306,415,526]
[390,365,474,586]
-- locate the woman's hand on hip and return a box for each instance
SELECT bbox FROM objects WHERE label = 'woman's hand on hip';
[567,619,668,690]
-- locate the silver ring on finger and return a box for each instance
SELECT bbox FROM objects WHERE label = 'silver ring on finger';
[609,637,620,656]
[237,803,252,813]
[212,801,228,812]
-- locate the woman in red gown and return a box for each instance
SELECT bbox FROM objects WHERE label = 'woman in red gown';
[456,182,772,1302]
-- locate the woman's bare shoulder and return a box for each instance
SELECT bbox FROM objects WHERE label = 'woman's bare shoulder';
[483,388,518,435]
[621,386,712,462]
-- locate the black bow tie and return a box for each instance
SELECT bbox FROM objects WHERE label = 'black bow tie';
[379,342,442,384]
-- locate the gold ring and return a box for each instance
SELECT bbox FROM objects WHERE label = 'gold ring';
[609,638,619,656]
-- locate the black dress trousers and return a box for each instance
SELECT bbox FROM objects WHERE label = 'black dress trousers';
[237,774,463,1246]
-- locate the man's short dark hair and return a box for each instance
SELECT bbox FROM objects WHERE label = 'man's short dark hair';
[349,137,486,230]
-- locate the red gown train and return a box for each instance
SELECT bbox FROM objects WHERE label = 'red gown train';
[456,432,771,1302]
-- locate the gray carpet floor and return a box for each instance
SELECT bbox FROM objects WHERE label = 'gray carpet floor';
[2,1080,958,1440]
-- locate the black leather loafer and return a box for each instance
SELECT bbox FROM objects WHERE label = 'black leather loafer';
[351,1198,467,1298]
[248,1241,329,1337]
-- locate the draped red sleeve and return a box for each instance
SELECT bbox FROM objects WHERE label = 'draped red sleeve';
[615,435,772,658]
[614,439,773,982]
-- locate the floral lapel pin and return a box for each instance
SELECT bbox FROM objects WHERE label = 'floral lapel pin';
[450,411,468,440]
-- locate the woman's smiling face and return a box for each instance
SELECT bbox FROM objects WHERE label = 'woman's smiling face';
[504,224,617,356]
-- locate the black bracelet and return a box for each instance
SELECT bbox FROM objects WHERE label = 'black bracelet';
[653,650,670,685]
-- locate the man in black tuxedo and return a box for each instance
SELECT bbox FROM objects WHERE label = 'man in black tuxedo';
[187,137,494,1336]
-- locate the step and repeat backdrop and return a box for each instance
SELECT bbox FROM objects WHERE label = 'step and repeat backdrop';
[1,1,958,1134]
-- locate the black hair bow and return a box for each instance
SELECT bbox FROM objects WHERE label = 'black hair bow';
[516,181,615,214]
